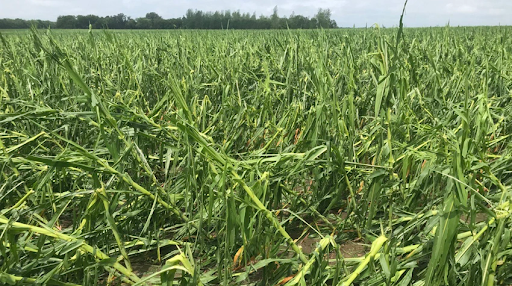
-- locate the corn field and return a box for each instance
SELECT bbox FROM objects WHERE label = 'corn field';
[1,25,512,285]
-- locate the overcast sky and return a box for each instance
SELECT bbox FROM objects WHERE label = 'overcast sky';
[1,0,511,27]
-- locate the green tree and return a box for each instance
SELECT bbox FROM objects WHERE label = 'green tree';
[271,6,280,29]
[76,15,100,29]
[135,18,151,29]
[314,8,336,28]
[56,15,77,29]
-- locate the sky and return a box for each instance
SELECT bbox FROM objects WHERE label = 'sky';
[1,0,511,27]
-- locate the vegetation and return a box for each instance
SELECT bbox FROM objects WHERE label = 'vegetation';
[0,8,336,30]
[1,23,512,285]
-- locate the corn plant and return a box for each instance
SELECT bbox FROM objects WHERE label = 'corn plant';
[1,21,512,286]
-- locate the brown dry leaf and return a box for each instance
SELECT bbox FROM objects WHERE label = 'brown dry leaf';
[278,275,295,285]
[233,245,244,267]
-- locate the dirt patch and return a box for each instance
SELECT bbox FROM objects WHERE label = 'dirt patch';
[461,212,488,223]
[296,234,366,258]
[339,241,366,258]
[297,235,320,254]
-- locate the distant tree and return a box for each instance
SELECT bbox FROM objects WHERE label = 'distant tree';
[145,12,162,21]
[56,15,77,29]
[76,15,100,29]
[0,7,337,30]
[13,18,29,28]
[135,18,151,29]
[209,11,222,29]
[183,9,195,28]
[271,6,280,29]
[258,15,271,29]
[113,13,128,29]
[193,10,204,29]
[309,17,317,29]
[288,14,309,29]
[314,8,336,28]
[126,18,137,29]
[163,18,182,29]
[144,12,164,29]
[29,20,53,28]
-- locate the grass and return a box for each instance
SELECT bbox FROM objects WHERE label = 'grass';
[1,23,512,285]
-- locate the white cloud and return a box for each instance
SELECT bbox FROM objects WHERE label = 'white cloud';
[29,0,63,7]
[488,8,505,15]
[446,3,477,14]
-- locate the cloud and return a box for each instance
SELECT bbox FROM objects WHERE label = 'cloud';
[446,3,477,14]
[1,0,511,27]
[29,0,63,7]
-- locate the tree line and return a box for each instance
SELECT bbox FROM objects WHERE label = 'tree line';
[0,8,337,29]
